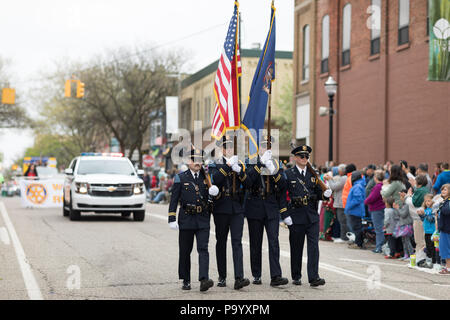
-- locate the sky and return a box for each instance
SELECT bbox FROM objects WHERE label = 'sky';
[0,0,294,167]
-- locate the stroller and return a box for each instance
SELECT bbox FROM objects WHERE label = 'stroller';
[361,214,377,247]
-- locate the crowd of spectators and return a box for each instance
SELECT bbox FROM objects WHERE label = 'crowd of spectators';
[314,161,450,274]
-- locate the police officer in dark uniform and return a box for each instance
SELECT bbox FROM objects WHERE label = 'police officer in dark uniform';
[207,135,251,290]
[281,145,332,287]
[244,136,289,287]
[168,148,214,292]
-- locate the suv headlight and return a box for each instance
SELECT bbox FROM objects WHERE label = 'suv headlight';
[75,183,89,194]
[133,183,145,194]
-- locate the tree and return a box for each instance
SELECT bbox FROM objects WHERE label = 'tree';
[37,45,186,164]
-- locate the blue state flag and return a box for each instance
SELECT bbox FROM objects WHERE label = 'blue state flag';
[242,2,276,159]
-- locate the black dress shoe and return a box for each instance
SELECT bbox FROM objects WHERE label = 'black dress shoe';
[270,276,289,287]
[182,280,191,290]
[200,279,214,292]
[252,277,262,285]
[234,278,250,290]
[310,278,326,287]
[292,279,302,286]
[217,278,226,287]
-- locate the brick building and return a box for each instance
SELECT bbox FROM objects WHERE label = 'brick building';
[294,0,449,168]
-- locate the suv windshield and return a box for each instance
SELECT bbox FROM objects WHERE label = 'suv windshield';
[77,159,135,175]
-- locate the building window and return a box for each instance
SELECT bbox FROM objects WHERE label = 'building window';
[398,0,409,45]
[321,15,330,73]
[296,95,310,144]
[203,97,211,125]
[302,25,310,81]
[196,100,200,120]
[370,0,381,55]
[342,3,352,66]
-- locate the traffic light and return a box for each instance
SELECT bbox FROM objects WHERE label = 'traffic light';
[1,88,16,105]
[76,80,85,98]
[65,80,72,97]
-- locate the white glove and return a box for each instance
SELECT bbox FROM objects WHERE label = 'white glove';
[232,163,241,173]
[169,221,179,231]
[283,216,293,226]
[209,185,219,196]
[324,189,332,198]
[265,160,277,175]
[260,150,272,163]
[228,155,238,166]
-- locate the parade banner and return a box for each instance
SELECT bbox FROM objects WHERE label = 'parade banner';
[429,0,450,81]
[19,179,64,208]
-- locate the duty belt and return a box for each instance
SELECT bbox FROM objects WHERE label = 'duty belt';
[183,203,206,214]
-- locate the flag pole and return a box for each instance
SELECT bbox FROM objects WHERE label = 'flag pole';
[233,1,241,194]
[266,0,274,193]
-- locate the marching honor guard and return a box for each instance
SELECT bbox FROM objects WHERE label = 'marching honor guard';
[281,145,332,287]
[244,136,289,287]
[168,148,214,292]
[207,135,251,290]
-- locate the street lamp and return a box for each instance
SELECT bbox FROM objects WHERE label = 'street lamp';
[324,76,337,163]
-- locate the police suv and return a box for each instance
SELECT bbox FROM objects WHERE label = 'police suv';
[63,153,146,221]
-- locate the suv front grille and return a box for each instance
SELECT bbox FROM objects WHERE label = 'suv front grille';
[89,184,133,197]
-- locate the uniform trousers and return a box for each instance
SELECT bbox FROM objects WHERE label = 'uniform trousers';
[213,212,244,279]
[288,221,320,282]
[247,215,282,279]
[178,228,210,282]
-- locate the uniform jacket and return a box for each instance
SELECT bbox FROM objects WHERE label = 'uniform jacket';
[208,158,251,215]
[283,166,327,225]
[168,170,211,230]
[345,179,366,217]
[244,157,287,221]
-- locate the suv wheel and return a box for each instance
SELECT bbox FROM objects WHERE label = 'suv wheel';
[69,195,81,221]
[62,196,69,217]
[133,210,145,221]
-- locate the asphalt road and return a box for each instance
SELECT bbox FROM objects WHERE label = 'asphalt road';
[0,197,449,300]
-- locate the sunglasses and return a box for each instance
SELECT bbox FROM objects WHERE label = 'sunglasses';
[297,154,309,159]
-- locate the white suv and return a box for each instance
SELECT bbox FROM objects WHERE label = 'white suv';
[63,153,146,221]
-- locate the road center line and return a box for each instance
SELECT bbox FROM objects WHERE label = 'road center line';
[148,211,434,300]
[0,202,43,300]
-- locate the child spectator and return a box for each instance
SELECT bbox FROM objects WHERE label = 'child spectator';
[436,184,450,274]
[418,194,436,268]
[384,197,401,259]
[394,191,414,261]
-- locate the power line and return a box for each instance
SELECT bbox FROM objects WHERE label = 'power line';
[11,21,229,86]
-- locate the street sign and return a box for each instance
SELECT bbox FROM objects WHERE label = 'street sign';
[143,155,154,168]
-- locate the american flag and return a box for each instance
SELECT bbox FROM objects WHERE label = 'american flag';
[211,2,241,140]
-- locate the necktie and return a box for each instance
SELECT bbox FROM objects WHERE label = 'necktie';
[301,170,305,178]
[194,173,199,183]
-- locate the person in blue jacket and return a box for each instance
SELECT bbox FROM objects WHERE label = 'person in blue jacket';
[345,171,367,249]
